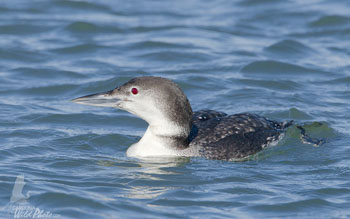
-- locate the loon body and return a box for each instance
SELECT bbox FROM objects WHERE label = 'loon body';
[72,76,292,161]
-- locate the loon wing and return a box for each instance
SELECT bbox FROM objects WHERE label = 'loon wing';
[192,110,227,123]
[190,113,291,160]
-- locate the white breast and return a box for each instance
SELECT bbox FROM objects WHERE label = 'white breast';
[126,126,181,157]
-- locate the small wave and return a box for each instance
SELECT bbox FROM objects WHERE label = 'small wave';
[126,40,191,50]
[310,15,350,28]
[65,21,121,34]
[264,39,315,57]
[136,51,212,63]
[54,0,112,13]
[240,60,329,78]
[0,48,46,63]
[317,76,350,85]
[237,78,302,91]
[250,198,332,213]
[0,24,53,35]
[11,67,86,80]
[51,43,108,55]
[0,84,76,97]
[35,191,112,217]
[238,0,283,7]
[264,108,314,121]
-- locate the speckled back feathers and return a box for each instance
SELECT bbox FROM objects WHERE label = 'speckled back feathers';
[189,110,293,160]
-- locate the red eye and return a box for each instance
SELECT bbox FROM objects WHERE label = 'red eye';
[131,87,138,95]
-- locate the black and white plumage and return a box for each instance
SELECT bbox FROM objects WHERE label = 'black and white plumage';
[72,76,293,161]
[191,110,292,160]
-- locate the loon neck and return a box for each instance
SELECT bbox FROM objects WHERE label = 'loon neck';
[126,122,191,157]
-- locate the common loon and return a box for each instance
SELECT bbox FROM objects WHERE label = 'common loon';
[72,76,293,161]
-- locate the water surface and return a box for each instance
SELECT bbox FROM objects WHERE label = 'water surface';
[0,0,349,218]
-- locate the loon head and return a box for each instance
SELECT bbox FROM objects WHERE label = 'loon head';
[72,76,193,139]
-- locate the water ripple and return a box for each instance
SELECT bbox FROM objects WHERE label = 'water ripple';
[0,0,349,218]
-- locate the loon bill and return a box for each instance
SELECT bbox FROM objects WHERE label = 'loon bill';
[72,76,293,161]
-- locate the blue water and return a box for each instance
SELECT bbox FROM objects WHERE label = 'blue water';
[0,0,349,218]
